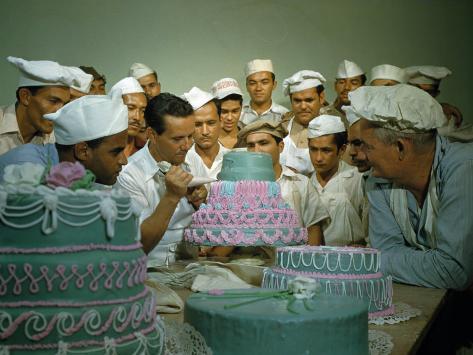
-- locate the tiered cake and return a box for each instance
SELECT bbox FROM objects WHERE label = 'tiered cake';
[262,246,394,318]
[0,185,163,354]
[184,151,307,246]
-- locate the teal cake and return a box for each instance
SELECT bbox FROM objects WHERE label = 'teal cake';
[184,151,307,246]
[262,246,394,318]
[185,287,369,355]
[0,185,163,354]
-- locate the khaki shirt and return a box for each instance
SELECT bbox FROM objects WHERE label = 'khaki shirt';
[239,101,288,128]
[0,104,55,155]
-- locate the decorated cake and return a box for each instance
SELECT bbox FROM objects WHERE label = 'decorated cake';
[185,278,369,355]
[0,163,163,354]
[262,246,394,318]
[184,151,307,246]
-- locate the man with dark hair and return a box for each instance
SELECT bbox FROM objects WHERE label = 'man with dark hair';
[117,93,206,264]
[328,60,366,125]
[183,87,230,179]
[240,59,288,127]
[307,114,365,246]
[279,70,335,175]
[79,66,106,95]
[129,62,161,100]
[0,56,89,155]
[211,78,243,149]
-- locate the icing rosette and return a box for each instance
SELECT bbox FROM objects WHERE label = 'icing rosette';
[3,162,45,187]
[46,161,95,190]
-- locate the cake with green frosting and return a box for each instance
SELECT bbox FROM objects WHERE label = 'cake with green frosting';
[262,246,394,318]
[185,284,369,355]
[0,165,163,354]
[184,151,307,246]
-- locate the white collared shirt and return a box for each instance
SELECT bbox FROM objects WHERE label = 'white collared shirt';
[0,104,55,155]
[185,142,230,179]
[116,143,195,262]
[310,161,365,245]
[277,165,329,227]
[239,101,289,127]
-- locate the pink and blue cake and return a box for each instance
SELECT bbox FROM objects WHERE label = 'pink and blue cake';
[0,163,163,354]
[262,246,394,318]
[184,151,307,246]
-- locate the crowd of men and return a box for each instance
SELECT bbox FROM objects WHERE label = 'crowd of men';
[0,56,472,298]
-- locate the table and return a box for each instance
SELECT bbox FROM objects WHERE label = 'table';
[159,281,447,354]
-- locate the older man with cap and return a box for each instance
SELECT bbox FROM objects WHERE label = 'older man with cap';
[117,93,206,264]
[343,84,473,290]
[110,77,148,157]
[279,70,335,176]
[79,66,107,95]
[0,56,91,155]
[183,87,230,179]
[211,78,244,149]
[129,62,161,100]
[328,59,366,125]
[239,59,288,127]
[307,115,365,246]
[369,64,406,86]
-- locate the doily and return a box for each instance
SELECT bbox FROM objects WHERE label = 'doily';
[163,319,212,355]
[369,302,422,325]
[369,330,394,355]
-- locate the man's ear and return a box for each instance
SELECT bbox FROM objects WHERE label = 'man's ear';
[338,143,347,158]
[278,139,285,154]
[73,142,89,162]
[396,139,408,160]
[17,88,32,106]
[319,90,326,104]
[272,79,278,92]
[147,127,157,144]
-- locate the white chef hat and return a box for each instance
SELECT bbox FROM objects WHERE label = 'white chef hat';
[336,59,365,79]
[110,77,145,95]
[282,70,326,96]
[405,66,451,85]
[369,64,406,85]
[342,84,447,133]
[182,87,215,111]
[245,59,274,77]
[68,67,94,94]
[211,78,243,99]
[7,56,90,88]
[129,62,156,80]
[43,91,128,145]
[307,115,346,138]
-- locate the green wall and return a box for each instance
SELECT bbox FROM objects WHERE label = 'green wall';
[0,0,472,120]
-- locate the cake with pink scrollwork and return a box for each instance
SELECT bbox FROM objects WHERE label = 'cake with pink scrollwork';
[262,246,394,318]
[0,162,163,354]
[184,151,307,246]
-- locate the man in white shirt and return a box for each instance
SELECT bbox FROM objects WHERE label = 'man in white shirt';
[239,59,288,127]
[307,114,365,246]
[0,56,91,155]
[109,77,148,157]
[279,70,328,175]
[211,78,244,149]
[183,87,230,179]
[129,62,161,100]
[117,93,206,264]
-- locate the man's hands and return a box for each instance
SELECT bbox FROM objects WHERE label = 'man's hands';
[164,166,193,202]
[441,102,463,128]
[187,185,208,209]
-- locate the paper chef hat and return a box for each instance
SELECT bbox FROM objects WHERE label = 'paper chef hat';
[369,64,407,84]
[342,84,447,133]
[282,70,326,96]
[68,67,94,94]
[211,78,243,99]
[245,59,274,77]
[308,115,346,138]
[7,56,91,88]
[182,87,215,110]
[110,77,145,95]
[336,59,365,79]
[43,91,128,145]
[238,118,288,140]
[129,62,156,80]
[405,66,452,85]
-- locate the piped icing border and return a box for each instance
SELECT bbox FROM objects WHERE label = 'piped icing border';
[0,256,147,297]
[0,291,156,341]
[0,242,142,254]
[185,227,307,245]
[271,267,383,280]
